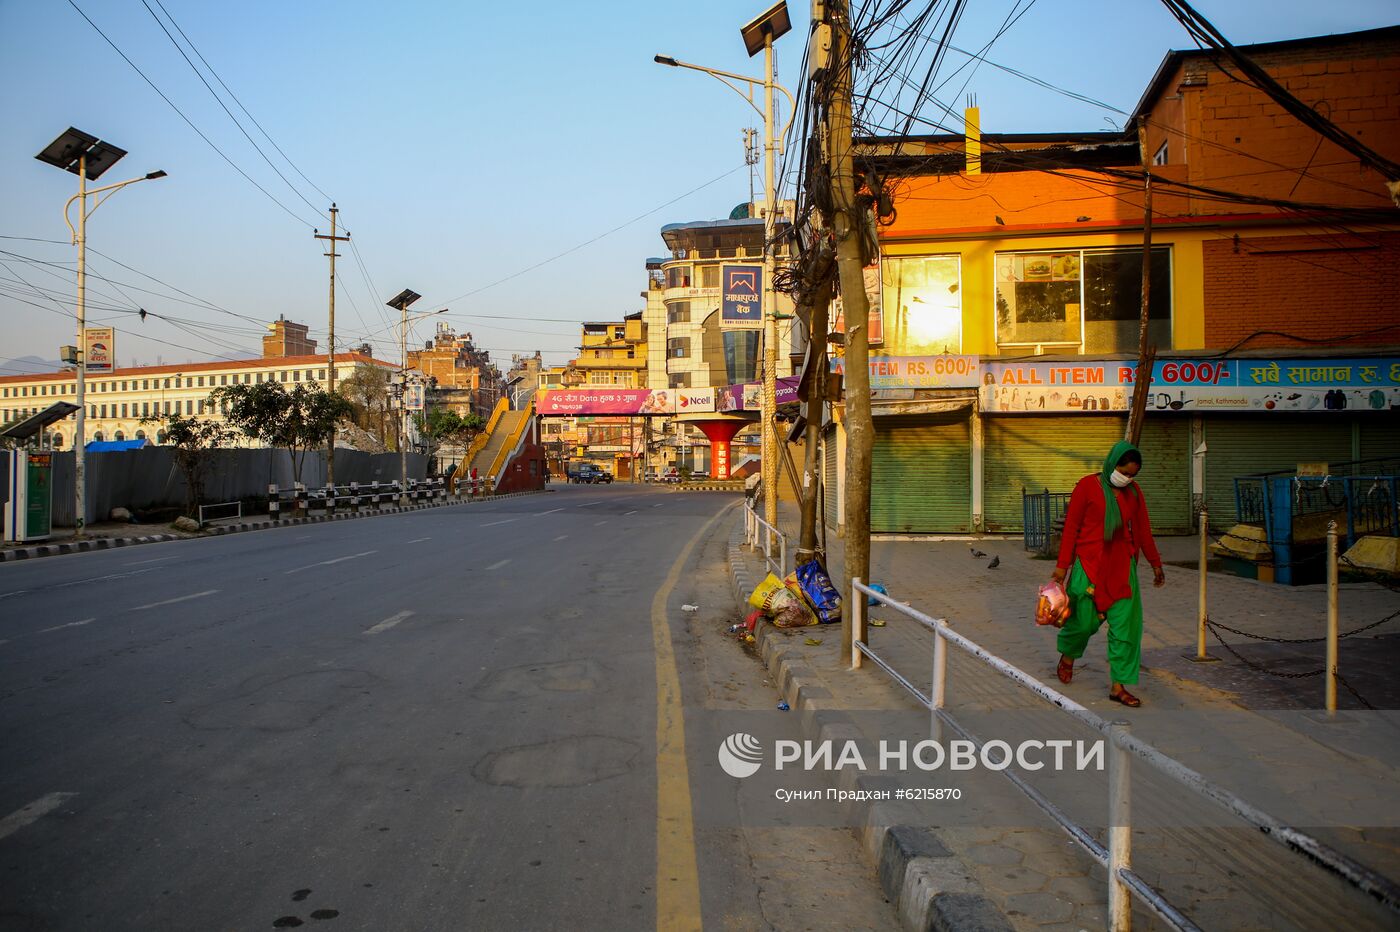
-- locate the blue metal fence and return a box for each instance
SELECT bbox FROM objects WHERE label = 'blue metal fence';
[1023,487,1073,552]
[1231,458,1400,584]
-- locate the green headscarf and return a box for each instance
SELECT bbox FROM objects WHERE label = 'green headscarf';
[1099,440,1141,541]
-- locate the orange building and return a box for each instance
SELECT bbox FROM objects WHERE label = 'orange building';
[817,25,1400,536]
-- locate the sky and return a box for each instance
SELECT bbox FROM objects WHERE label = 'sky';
[1,0,1395,377]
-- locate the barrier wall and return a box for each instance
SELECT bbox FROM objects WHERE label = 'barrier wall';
[47,448,428,527]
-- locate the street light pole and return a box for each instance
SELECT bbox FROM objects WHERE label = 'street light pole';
[657,1,791,528]
[75,153,88,532]
[761,27,779,530]
[36,128,165,537]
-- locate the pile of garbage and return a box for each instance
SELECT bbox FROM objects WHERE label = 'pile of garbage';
[742,559,843,635]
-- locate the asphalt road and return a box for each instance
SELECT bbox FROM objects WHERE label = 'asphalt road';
[0,484,893,931]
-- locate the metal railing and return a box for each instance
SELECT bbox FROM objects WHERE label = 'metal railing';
[1022,487,1073,552]
[267,478,452,518]
[848,577,1400,931]
[196,500,241,528]
[743,499,787,578]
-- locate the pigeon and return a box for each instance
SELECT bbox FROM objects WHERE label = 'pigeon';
[987,556,1000,569]
[970,546,987,558]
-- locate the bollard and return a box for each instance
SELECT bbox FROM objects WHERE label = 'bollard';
[350,481,359,513]
[1326,521,1339,715]
[850,578,866,670]
[268,483,280,520]
[1108,721,1132,932]
[294,482,307,515]
[1186,509,1218,662]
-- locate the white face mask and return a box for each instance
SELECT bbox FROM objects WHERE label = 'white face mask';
[1110,469,1134,488]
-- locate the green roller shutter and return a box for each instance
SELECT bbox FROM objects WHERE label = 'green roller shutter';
[1135,417,1191,534]
[1360,421,1400,463]
[871,413,971,533]
[823,425,839,529]
[1202,416,1356,529]
[984,417,1124,532]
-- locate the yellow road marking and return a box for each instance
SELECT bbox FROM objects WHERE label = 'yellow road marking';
[652,501,737,931]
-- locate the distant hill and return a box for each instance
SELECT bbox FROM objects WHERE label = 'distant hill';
[1,356,62,377]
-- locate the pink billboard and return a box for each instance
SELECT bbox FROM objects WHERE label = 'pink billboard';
[536,388,676,416]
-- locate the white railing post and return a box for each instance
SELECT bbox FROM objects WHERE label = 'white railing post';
[1108,721,1132,932]
[851,577,866,670]
[268,483,279,520]
[779,535,787,576]
[932,619,948,741]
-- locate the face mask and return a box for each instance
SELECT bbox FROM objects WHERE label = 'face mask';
[1110,469,1133,488]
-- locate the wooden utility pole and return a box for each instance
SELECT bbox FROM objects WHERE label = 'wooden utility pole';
[798,273,835,561]
[1126,120,1155,445]
[829,0,873,663]
[314,204,350,487]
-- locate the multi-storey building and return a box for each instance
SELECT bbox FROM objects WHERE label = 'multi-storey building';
[815,25,1400,536]
[574,316,647,388]
[406,324,505,420]
[0,347,394,449]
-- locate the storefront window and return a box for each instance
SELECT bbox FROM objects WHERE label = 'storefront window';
[881,256,962,353]
[995,247,1170,353]
[723,331,759,383]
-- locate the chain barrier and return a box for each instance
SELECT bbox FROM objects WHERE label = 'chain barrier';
[1204,622,1325,679]
[1336,673,1379,711]
[1205,609,1400,645]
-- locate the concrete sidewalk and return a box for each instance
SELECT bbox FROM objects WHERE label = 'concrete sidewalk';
[726,504,1400,931]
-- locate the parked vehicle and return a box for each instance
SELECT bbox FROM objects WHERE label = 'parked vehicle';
[569,463,613,484]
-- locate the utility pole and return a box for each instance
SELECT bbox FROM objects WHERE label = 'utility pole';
[829,0,874,663]
[314,204,349,488]
[1126,117,1155,445]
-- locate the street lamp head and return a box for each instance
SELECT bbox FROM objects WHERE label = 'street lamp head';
[35,127,127,180]
[740,0,791,57]
[145,170,167,180]
[386,288,421,311]
[654,54,679,66]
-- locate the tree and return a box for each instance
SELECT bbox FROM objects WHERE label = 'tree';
[141,413,235,517]
[340,366,396,452]
[210,381,353,485]
[413,407,484,464]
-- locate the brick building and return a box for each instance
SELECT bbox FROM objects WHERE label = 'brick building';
[812,25,1400,536]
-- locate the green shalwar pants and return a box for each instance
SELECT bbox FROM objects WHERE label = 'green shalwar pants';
[1056,558,1142,685]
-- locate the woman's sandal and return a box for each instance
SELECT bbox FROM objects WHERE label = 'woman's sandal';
[1056,656,1074,685]
[1109,688,1141,708]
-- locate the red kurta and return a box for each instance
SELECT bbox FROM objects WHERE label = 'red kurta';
[1056,475,1163,611]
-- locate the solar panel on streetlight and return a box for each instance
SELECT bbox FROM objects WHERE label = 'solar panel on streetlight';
[740,1,791,57]
[35,127,128,180]
[386,288,421,311]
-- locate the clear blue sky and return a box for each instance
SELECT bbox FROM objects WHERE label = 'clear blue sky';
[1,0,1394,375]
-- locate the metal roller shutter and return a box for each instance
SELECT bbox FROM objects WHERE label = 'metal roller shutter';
[984,418,1123,532]
[1134,417,1192,533]
[1360,421,1400,462]
[823,425,838,529]
[1202,416,1356,529]
[871,414,971,533]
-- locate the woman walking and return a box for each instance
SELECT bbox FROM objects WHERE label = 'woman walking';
[1052,440,1166,707]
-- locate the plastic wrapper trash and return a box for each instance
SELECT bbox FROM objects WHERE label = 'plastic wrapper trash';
[748,573,817,627]
[1035,581,1070,628]
[795,559,842,625]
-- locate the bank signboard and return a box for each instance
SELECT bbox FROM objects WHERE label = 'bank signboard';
[720,265,763,330]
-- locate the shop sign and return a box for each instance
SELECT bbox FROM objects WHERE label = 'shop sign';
[677,388,716,412]
[84,327,114,372]
[830,354,980,389]
[980,357,1400,413]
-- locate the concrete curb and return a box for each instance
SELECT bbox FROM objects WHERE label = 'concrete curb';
[0,488,549,563]
[724,518,1012,932]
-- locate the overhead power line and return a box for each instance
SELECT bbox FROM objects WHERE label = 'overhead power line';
[65,0,319,228]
